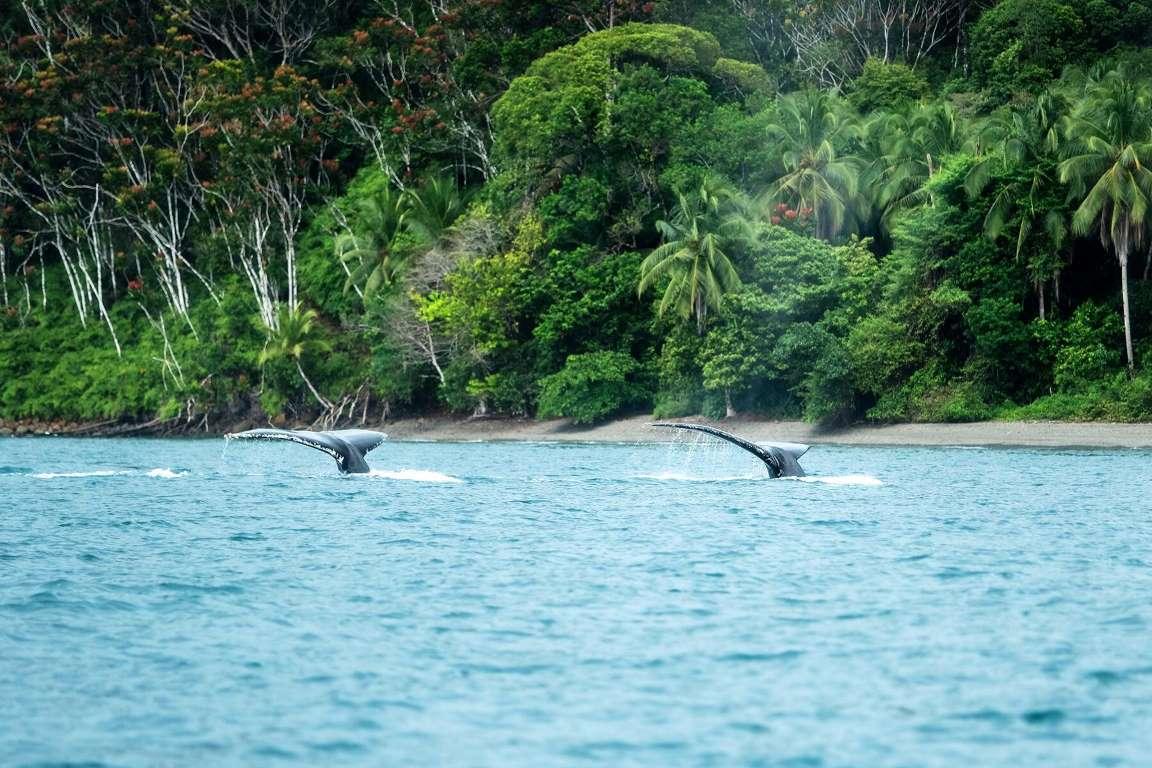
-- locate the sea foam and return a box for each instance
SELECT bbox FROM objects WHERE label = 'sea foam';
[364,469,463,483]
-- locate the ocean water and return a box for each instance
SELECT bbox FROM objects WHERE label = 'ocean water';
[1,435,1150,767]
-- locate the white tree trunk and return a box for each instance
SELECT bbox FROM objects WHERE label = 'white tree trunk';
[1120,248,1135,372]
[296,359,333,411]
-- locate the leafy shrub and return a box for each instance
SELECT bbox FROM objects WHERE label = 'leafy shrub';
[934,380,996,422]
[711,57,773,102]
[866,364,994,422]
[965,297,1035,394]
[1053,301,1124,391]
[771,323,855,424]
[536,351,645,423]
[848,316,922,395]
[467,372,534,416]
[1001,371,1152,421]
[971,0,1087,97]
[296,164,396,320]
[700,390,728,420]
[998,392,1101,420]
[538,176,612,247]
[867,377,917,422]
[652,387,701,419]
[849,59,929,112]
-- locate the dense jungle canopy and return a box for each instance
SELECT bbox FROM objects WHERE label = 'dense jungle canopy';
[4,0,1152,428]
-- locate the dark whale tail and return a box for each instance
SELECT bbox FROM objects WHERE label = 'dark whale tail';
[650,422,808,478]
[226,428,387,474]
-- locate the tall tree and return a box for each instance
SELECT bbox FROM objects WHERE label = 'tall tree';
[968,91,1069,319]
[1059,69,1152,371]
[404,175,465,245]
[335,186,410,299]
[860,101,968,234]
[638,180,745,334]
[259,303,333,412]
[765,90,860,240]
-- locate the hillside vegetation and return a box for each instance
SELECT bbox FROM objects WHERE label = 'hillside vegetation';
[4,0,1152,428]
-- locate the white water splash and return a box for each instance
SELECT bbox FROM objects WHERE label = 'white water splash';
[796,474,884,487]
[146,468,188,479]
[33,470,126,479]
[32,468,187,479]
[364,469,463,483]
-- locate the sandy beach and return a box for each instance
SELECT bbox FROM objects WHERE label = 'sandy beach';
[380,414,1152,449]
[5,413,1152,447]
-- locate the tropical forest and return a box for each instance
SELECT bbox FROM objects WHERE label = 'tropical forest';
[4,0,1152,430]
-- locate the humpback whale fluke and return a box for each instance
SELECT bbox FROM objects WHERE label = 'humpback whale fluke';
[650,422,809,478]
[225,428,387,474]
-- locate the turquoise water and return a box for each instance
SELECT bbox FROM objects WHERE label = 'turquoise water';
[1,436,1150,767]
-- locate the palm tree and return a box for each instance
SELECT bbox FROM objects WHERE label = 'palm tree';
[336,186,410,298]
[260,303,333,411]
[864,101,969,227]
[967,91,1069,319]
[638,180,746,334]
[337,178,466,298]
[764,90,860,240]
[405,175,466,244]
[1059,68,1152,371]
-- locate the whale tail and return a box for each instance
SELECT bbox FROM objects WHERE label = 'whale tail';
[649,422,808,478]
[226,428,387,474]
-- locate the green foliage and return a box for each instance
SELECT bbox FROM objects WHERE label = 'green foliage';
[748,226,841,320]
[492,24,722,175]
[849,60,929,113]
[698,314,769,411]
[467,372,534,416]
[770,323,854,424]
[6,7,1152,432]
[867,365,994,423]
[652,325,705,419]
[638,179,746,333]
[536,351,645,423]
[1052,301,1124,390]
[336,185,411,298]
[848,317,922,395]
[0,273,269,421]
[965,297,1035,394]
[712,58,774,102]
[971,0,1087,98]
[1001,371,1152,421]
[765,89,860,239]
[533,247,648,372]
[538,176,612,247]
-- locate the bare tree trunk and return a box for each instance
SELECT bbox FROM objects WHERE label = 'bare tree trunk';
[296,359,334,411]
[1120,247,1135,372]
[724,388,736,419]
[1037,281,1046,322]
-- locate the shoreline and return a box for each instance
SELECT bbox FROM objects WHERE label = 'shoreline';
[380,414,1152,448]
[6,414,1152,448]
